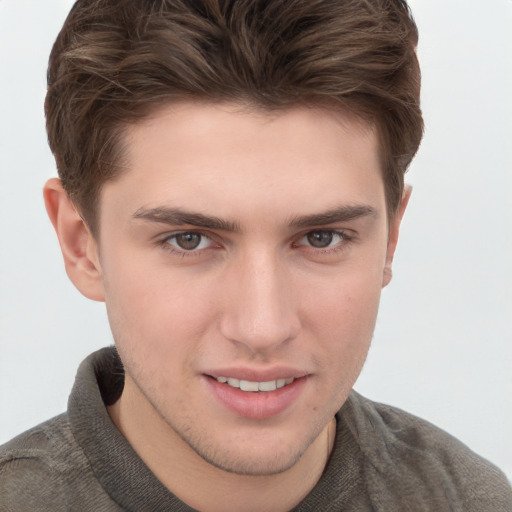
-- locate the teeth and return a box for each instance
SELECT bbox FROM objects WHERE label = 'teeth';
[240,380,259,392]
[216,376,295,392]
[258,380,277,392]
[276,379,286,389]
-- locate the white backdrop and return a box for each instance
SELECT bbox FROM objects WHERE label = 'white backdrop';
[1,0,511,479]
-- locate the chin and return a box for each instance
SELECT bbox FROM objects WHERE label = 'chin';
[191,441,305,476]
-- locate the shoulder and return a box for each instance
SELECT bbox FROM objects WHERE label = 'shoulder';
[0,414,87,508]
[0,414,115,511]
[340,391,512,511]
[1,413,76,472]
[0,415,71,508]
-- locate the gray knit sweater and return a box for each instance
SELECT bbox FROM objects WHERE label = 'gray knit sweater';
[1,347,511,511]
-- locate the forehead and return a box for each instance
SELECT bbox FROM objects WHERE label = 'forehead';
[101,101,385,224]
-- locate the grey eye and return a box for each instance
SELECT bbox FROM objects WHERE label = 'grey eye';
[173,233,204,250]
[306,231,335,248]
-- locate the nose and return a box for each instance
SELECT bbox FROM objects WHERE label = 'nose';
[219,251,300,354]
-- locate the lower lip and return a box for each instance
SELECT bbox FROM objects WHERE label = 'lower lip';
[205,376,308,420]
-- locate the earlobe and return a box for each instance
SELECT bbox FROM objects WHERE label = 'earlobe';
[382,185,412,288]
[43,178,105,302]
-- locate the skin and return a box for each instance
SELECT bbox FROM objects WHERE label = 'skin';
[44,102,409,512]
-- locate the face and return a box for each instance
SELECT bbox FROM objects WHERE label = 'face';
[93,102,397,476]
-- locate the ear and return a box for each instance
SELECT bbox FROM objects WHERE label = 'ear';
[44,178,105,301]
[382,185,412,288]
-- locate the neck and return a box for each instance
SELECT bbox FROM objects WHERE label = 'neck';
[108,377,336,512]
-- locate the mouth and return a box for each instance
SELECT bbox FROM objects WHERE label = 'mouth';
[213,376,295,392]
[205,373,308,419]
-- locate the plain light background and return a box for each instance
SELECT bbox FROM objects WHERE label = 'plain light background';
[1,0,511,479]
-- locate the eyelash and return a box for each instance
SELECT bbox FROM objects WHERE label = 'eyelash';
[293,230,353,254]
[158,229,353,257]
[159,231,218,258]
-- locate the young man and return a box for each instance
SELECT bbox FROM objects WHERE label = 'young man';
[1,0,511,510]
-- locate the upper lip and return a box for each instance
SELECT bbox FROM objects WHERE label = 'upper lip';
[204,367,310,382]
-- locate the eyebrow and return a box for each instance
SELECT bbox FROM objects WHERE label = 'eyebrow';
[288,204,378,229]
[132,204,377,232]
[133,207,242,232]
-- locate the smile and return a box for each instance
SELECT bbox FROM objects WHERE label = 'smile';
[207,374,308,419]
[215,376,295,392]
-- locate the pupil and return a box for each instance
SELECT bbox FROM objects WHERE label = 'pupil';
[176,233,201,250]
[307,231,333,248]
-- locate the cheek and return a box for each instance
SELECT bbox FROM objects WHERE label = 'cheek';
[302,259,383,326]
[102,256,218,358]
[102,266,218,407]
[295,268,383,417]
[300,264,383,369]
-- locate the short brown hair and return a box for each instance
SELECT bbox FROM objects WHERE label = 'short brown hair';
[46,0,423,233]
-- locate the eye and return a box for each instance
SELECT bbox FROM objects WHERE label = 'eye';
[298,230,345,249]
[164,232,213,252]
